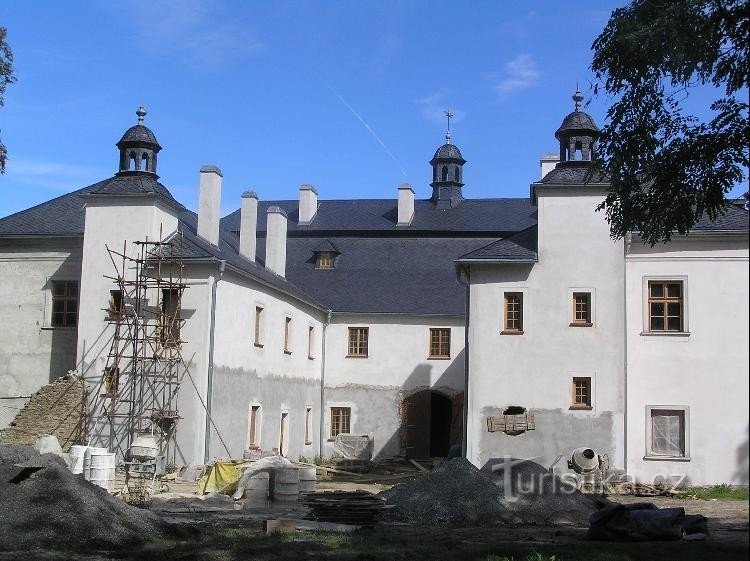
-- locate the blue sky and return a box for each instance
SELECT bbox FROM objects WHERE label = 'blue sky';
[0,1,743,218]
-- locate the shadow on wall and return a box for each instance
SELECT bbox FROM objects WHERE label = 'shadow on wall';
[734,427,749,484]
[370,348,466,461]
[46,255,82,384]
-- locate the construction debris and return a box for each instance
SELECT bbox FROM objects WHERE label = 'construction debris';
[303,490,386,526]
[588,502,708,541]
[0,444,166,552]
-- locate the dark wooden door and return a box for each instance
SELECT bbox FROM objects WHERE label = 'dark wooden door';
[450,392,464,447]
[404,391,431,459]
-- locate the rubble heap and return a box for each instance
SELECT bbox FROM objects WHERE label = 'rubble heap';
[0,445,165,552]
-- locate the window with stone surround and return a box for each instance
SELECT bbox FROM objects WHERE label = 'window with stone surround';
[330,407,351,439]
[50,280,78,327]
[429,328,451,358]
[502,292,523,333]
[347,327,368,357]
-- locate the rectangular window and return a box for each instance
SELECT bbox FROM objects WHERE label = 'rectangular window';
[330,407,351,439]
[159,288,181,347]
[347,327,369,357]
[248,405,261,447]
[649,408,687,458]
[502,292,523,333]
[254,306,264,347]
[648,281,683,332]
[429,328,451,358]
[279,412,289,457]
[103,366,119,397]
[304,406,313,445]
[308,326,315,359]
[284,316,292,354]
[108,290,123,320]
[571,292,592,326]
[51,280,78,327]
[571,377,592,409]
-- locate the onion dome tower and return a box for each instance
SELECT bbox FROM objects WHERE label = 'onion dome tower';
[554,89,600,166]
[116,106,162,177]
[430,110,466,209]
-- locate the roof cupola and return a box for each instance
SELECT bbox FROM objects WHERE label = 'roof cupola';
[116,106,162,177]
[429,110,466,208]
[554,89,600,166]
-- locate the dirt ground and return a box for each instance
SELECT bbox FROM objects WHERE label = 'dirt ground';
[1,472,747,561]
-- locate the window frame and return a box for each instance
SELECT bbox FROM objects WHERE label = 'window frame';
[644,405,691,461]
[254,305,264,348]
[329,406,351,440]
[49,280,79,328]
[283,315,293,354]
[316,252,335,269]
[641,276,689,336]
[307,325,315,360]
[570,376,592,410]
[304,406,313,445]
[247,403,262,448]
[501,291,524,334]
[347,327,369,358]
[570,291,593,327]
[428,327,451,359]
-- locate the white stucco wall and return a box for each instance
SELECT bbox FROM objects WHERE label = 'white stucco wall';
[323,314,466,458]
[626,235,749,485]
[208,268,326,463]
[0,238,82,427]
[466,188,625,471]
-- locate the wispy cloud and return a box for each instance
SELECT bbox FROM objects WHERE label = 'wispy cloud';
[414,92,465,127]
[125,0,263,65]
[494,54,540,96]
[4,158,107,193]
[325,83,408,178]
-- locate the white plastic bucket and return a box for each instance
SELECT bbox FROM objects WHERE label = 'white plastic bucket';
[83,447,108,480]
[69,445,88,475]
[88,451,116,492]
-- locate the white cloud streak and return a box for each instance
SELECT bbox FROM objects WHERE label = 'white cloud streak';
[415,92,465,127]
[326,84,408,178]
[495,54,540,96]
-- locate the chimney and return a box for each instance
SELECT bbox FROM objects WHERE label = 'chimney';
[298,184,318,225]
[540,153,559,179]
[397,183,414,226]
[239,190,258,262]
[198,165,222,245]
[265,206,288,277]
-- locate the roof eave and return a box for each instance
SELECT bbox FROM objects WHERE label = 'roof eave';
[454,257,538,264]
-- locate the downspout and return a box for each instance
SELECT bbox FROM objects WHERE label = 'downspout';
[204,259,226,464]
[456,264,471,459]
[319,310,332,458]
[623,234,629,474]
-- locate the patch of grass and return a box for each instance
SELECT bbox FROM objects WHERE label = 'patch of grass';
[683,484,749,501]
[479,553,632,561]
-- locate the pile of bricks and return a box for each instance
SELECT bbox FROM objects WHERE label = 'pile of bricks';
[0,374,87,451]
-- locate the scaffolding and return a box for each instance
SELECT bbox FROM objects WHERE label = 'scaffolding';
[86,236,188,465]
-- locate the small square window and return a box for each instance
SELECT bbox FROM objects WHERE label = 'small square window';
[50,280,78,327]
[429,328,451,358]
[571,292,592,326]
[647,407,688,458]
[316,252,335,269]
[571,377,592,409]
[108,290,124,320]
[103,366,119,397]
[347,327,368,357]
[502,292,523,333]
[330,407,351,439]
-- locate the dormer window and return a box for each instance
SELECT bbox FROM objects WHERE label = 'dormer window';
[316,252,334,269]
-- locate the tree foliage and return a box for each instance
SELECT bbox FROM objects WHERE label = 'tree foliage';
[591,0,749,245]
[1,26,16,174]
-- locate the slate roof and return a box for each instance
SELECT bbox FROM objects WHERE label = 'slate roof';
[456,226,538,262]
[432,143,465,161]
[0,175,183,236]
[556,110,599,137]
[687,203,749,232]
[118,124,160,147]
[221,198,537,234]
[538,164,609,185]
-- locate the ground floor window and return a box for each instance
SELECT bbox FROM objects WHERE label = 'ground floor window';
[647,406,689,459]
[571,377,592,409]
[330,407,351,439]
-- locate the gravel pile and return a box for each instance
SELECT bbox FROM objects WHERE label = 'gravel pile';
[0,444,166,552]
[379,458,506,526]
[480,457,606,526]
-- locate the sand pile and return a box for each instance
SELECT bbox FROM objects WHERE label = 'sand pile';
[380,458,505,526]
[380,458,605,527]
[0,445,166,552]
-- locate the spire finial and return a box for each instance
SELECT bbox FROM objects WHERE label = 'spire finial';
[572,86,584,112]
[136,105,147,124]
[444,109,454,144]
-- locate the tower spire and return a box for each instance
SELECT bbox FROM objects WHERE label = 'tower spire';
[572,86,583,112]
[136,105,147,124]
[444,109,454,144]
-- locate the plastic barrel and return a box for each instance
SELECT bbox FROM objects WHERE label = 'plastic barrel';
[88,451,116,492]
[83,447,108,480]
[272,468,299,502]
[244,472,270,504]
[69,445,88,475]
[298,467,316,493]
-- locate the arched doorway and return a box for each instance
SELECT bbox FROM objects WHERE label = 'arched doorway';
[403,390,462,459]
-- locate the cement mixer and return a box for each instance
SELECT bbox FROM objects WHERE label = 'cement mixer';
[123,434,167,500]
